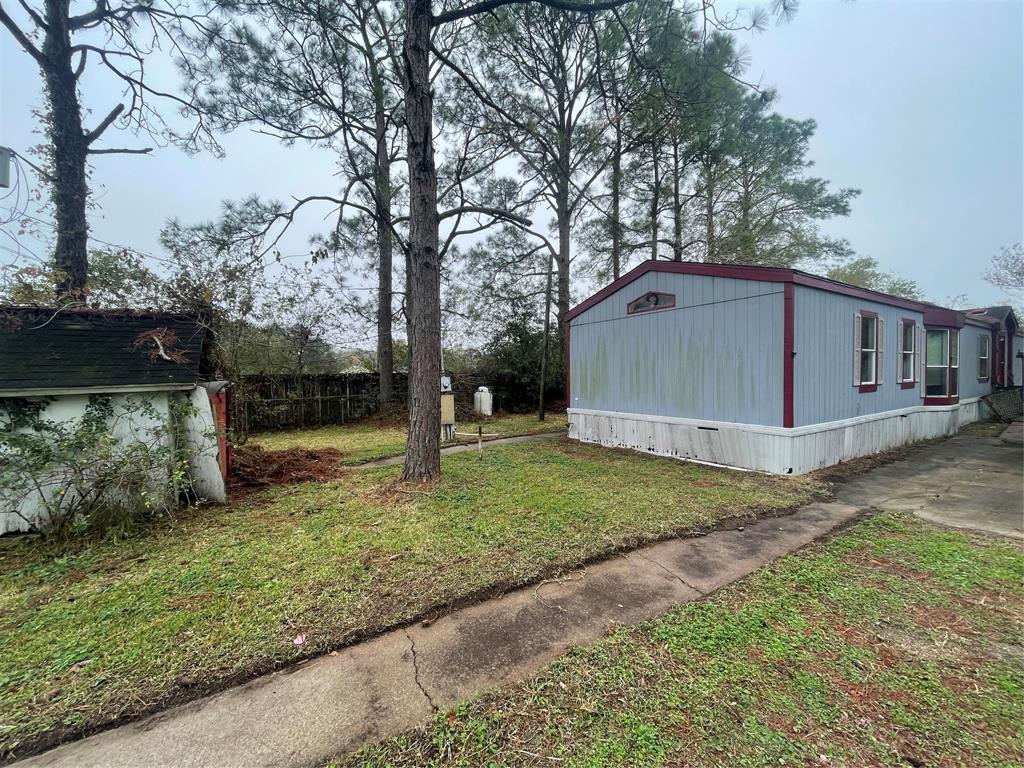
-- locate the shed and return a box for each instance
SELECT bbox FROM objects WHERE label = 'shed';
[565,262,1019,474]
[0,306,228,533]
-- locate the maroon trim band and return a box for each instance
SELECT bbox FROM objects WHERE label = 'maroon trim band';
[783,283,795,428]
[564,261,937,323]
[564,319,571,407]
[923,395,959,406]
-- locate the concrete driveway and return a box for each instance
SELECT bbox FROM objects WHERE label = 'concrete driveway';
[833,421,1023,539]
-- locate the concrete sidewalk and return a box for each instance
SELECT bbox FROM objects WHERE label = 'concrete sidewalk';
[15,503,862,768]
[15,426,1022,768]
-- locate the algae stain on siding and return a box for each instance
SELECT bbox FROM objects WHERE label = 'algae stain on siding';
[736,347,748,416]
[591,336,609,404]
[571,276,785,426]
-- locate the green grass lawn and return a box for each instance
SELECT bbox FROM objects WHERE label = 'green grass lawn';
[0,437,812,759]
[248,412,567,463]
[346,513,1024,768]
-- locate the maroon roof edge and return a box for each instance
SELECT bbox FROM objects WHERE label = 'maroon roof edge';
[564,261,960,323]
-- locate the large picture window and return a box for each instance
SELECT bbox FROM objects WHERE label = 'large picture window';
[978,334,991,381]
[854,312,883,391]
[899,319,917,387]
[627,291,675,315]
[925,329,959,398]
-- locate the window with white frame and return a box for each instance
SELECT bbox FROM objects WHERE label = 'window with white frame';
[627,291,675,315]
[978,334,991,381]
[925,329,959,397]
[950,331,959,395]
[899,320,916,383]
[854,313,883,388]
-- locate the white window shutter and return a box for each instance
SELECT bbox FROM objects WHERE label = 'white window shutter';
[853,313,862,386]
[896,322,904,382]
[877,318,885,385]
[913,325,919,383]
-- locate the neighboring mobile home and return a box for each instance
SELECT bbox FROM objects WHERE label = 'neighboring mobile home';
[565,262,1021,474]
[0,307,229,533]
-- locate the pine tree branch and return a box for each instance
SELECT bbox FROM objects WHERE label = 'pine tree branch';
[438,205,532,225]
[87,146,153,154]
[433,0,632,27]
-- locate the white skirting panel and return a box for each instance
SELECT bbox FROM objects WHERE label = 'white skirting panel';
[568,398,991,475]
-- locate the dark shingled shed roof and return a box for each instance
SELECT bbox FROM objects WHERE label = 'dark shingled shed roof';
[0,306,211,394]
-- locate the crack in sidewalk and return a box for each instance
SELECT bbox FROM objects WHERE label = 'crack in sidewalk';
[634,551,705,595]
[404,630,438,711]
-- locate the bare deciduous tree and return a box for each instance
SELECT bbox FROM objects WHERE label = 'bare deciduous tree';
[985,244,1024,300]
[0,0,215,297]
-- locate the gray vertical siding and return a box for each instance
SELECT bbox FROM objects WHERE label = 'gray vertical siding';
[1015,334,1024,386]
[959,325,995,400]
[793,286,925,426]
[569,272,785,426]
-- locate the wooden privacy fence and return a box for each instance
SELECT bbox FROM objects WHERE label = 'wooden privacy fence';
[231,373,408,435]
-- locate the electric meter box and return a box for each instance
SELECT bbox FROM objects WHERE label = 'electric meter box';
[0,147,11,189]
[473,386,493,417]
[440,393,455,426]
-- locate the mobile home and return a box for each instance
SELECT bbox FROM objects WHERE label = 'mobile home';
[565,262,1019,474]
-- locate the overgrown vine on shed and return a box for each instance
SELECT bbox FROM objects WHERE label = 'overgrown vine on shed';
[0,394,198,540]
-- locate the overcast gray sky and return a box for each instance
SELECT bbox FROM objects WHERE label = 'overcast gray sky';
[1,0,1022,307]
[730,0,1023,307]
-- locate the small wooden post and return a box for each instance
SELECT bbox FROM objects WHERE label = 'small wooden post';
[478,424,483,458]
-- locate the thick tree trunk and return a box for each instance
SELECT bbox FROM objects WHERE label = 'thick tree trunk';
[43,0,88,298]
[374,101,395,405]
[610,129,622,280]
[404,244,413,409]
[401,0,441,481]
[553,117,573,377]
[555,185,571,387]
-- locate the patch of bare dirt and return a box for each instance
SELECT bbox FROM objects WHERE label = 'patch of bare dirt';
[844,554,934,583]
[230,445,349,490]
[909,606,980,637]
[874,624,970,661]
